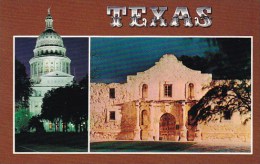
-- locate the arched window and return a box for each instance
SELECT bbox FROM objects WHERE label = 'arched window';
[142,84,148,98]
[188,83,194,99]
[141,110,149,125]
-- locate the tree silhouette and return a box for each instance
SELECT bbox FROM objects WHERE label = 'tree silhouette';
[188,80,251,126]
[28,115,45,133]
[15,59,32,108]
[41,81,88,133]
[178,38,251,80]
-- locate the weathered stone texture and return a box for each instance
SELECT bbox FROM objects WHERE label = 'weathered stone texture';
[198,111,251,142]
[90,54,251,143]
[90,83,125,141]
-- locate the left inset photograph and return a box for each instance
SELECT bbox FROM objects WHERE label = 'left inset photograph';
[14,9,89,153]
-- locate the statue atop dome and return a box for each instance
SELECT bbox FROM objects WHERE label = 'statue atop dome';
[33,8,66,57]
[45,8,54,30]
[48,7,51,15]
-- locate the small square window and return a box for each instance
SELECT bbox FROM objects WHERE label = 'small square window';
[176,125,179,130]
[164,84,172,97]
[109,111,116,120]
[109,88,115,98]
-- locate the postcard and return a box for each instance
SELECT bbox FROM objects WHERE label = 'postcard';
[0,1,259,164]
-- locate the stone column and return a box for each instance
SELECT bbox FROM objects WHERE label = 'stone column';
[194,124,202,141]
[32,63,34,77]
[148,103,155,141]
[155,123,160,141]
[69,63,71,74]
[43,61,45,74]
[36,62,39,77]
[30,64,32,77]
[61,61,63,72]
[179,101,187,141]
[54,60,56,71]
[133,101,141,140]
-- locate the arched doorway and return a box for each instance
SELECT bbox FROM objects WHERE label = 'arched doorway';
[159,113,177,141]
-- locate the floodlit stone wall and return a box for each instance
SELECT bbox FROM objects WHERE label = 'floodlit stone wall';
[193,79,252,143]
[198,111,251,142]
[116,101,137,140]
[90,54,251,142]
[90,83,126,141]
[126,54,212,101]
[90,54,213,141]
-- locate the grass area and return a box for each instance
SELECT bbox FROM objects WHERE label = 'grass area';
[15,132,88,152]
[90,141,196,152]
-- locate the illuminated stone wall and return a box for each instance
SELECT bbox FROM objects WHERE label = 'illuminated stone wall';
[90,54,251,142]
[125,54,212,101]
[197,111,251,142]
[90,83,125,141]
[90,54,213,141]
[29,56,71,83]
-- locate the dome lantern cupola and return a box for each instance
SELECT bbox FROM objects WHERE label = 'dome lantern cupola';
[45,8,54,30]
[33,9,66,57]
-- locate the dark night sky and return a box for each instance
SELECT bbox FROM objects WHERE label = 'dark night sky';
[15,37,89,82]
[91,37,220,83]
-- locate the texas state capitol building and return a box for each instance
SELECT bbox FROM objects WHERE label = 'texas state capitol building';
[29,9,74,132]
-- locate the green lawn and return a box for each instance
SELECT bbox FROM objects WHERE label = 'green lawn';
[15,132,88,152]
[90,141,196,152]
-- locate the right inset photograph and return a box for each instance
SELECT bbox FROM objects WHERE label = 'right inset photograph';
[90,37,252,153]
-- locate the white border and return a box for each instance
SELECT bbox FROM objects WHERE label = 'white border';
[13,35,253,155]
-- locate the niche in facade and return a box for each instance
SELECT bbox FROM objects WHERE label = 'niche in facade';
[142,84,148,99]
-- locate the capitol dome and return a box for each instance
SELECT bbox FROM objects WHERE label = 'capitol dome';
[33,9,66,57]
[30,8,71,84]
[36,29,64,48]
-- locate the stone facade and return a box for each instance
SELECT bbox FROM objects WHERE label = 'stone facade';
[91,54,251,142]
[196,101,251,142]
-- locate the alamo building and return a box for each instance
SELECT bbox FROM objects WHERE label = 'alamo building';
[90,54,251,142]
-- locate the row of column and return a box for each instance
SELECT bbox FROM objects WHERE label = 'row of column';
[31,61,70,77]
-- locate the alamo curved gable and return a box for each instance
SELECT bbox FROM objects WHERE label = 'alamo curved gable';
[90,54,251,142]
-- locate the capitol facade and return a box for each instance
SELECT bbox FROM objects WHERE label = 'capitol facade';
[29,9,74,132]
